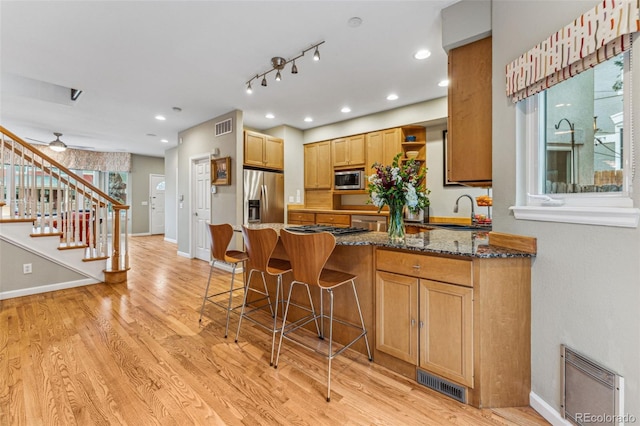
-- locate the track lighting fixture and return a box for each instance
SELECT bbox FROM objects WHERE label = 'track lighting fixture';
[245,41,324,93]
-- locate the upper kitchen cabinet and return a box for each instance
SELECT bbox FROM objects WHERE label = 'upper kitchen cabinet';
[447,36,492,186]
[332,134,365,168]
[244,130,284,170]
[304,141,332,189]
[366,128,402,175]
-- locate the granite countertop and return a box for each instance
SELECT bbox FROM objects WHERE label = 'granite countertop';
[239,223,534,259]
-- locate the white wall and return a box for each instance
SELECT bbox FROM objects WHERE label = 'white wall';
[492,0,640,419]
[164,147,178,242]
[176,110,243,255]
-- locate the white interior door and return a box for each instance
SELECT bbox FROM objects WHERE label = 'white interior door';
[192,157,210,261]
[150,174,165,234]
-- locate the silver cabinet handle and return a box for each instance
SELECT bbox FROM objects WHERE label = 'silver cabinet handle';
[412,264,420,269]
[419,321,424,329]
[411,319,416,327]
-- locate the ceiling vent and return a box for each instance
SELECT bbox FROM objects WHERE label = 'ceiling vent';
[215,118,233,137]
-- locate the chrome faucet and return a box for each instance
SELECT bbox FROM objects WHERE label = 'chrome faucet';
[454,194,476,225]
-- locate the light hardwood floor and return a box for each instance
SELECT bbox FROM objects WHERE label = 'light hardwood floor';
[0,235,549,425]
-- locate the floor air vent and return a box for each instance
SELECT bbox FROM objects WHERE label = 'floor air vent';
[562,344,624,425]
[215,118,233,136]
[417,369,466,403]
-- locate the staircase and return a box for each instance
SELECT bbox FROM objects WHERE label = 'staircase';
[0,126,130,295]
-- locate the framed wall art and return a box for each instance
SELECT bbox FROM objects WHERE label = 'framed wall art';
[212,157,231,185]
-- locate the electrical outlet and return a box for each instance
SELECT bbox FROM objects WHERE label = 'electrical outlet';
[23,263,32,274]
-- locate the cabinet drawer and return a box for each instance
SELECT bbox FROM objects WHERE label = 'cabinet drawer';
[288,212,315,223]
[316,213,351,227]
[376,249,472,287]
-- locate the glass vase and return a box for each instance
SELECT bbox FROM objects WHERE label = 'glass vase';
[387,203,406,244]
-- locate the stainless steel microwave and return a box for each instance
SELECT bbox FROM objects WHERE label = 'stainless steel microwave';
[334,169,365,190]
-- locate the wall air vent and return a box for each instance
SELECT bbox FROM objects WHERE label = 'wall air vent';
[215,118,233,136]
[561,344,624,425]
[417,369,466,403]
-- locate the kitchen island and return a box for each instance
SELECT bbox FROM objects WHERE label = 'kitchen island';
[240,223,534,409]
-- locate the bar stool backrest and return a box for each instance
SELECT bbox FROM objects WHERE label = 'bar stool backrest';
[279,229,336,288]
[208,223,234,262]
[242,226,279,271]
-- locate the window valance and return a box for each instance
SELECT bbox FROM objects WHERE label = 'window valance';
[34,145,132,172]
[506,0,639,102]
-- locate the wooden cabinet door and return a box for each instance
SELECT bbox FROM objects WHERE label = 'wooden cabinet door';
[366,131,383,175]
[347,134,366,166]
[447,36,492,185]
[332,138,349,167]
[367,129,402,174]
[382,128,402,165]
[375,270,418,365]
[264,136,284,170]
[304,141,332,189]
[315,141,332,189]
[419,279,473,387]
[244,131,265,167]
[304,143,318,189]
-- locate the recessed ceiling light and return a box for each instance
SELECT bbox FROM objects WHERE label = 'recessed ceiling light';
[155,115,166,121]
[172,107,182,112]
[304,117,313,122]
[347,17,362,28]
[387,94,399,101]
[341,106,351,113]
[161,139,169,143]
[146,133,157,137]
[414,49,431,60]
[438,79,449,87]
[265,113,275,119]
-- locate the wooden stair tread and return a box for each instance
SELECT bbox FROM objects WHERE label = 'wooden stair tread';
[30,232,64,238]
[0,218,35,223]
[58,243,89,250]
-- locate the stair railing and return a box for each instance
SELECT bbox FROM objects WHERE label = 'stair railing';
[0,126,130,276]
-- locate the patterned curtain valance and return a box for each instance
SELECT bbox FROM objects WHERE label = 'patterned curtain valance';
[506,0,639,103]
[33,145,132,172]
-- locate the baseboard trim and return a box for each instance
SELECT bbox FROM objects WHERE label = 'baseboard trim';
[0,278,99,300]
[177,251,191,258]
[530,391,572,426]
[212,262,244,273]
[131,233,151,237]
[164,237,177,243]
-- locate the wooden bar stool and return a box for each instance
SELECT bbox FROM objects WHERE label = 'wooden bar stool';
[235,226,291,365]
[274,229,372,402]
[199,223,249,338]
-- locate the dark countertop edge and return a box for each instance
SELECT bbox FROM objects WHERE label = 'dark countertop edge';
[237,224,535,259]
[288,208,389,216]
[335,239,534,259]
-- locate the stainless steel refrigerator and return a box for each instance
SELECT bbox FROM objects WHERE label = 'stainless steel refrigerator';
[243,169,285,224]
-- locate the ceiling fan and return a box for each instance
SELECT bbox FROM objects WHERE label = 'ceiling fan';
[26,132,94,152]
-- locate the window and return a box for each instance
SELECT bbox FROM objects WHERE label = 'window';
[512,47,640,227]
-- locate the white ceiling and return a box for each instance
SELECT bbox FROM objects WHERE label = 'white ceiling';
[0,1,456,158]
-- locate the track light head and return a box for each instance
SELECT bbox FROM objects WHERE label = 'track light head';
[246,82,253,94]
[291,61,298,74]
[313,47,320,61]
[261,75,267,87]
[275,70,282,81]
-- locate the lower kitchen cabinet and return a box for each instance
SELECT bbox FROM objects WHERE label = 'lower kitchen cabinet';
[419,279,473,387]
[375,247,531,408]
[375,267,473,387]
[375,271,418,364]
